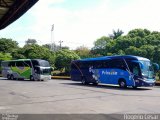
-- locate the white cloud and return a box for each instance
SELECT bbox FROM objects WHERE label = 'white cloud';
[1,0,160,49]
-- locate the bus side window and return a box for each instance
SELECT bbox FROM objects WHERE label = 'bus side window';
[9,62,15,67]
[102,61,107,68]
[108,60,117,68]
[16,61,24,67]
[108,60,126,70]
[118,60,126,70]
[24,61,32,67]
[2,62,8,67]
[31,60,39,67]
[71,63,77,69]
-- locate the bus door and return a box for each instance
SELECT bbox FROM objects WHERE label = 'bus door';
[33,66,41,80]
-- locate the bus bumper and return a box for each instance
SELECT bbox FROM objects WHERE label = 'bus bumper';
[135,79,155,87]
[40,75,51,81]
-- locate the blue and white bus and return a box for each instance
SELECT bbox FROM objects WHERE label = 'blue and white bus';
[70,55,159,88]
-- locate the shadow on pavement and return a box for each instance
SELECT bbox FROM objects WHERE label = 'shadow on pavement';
[62,82,152,91]
[0,77,43,82]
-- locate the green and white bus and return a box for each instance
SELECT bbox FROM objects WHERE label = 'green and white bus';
[1,59,51,81]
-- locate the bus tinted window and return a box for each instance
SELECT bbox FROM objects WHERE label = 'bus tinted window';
[93,60,109,69]
[108,59,126,70]
[31,60,39,67]
[1,62,8,67]
[71,63,77,69]
[39,60,50,67]
[9,62,15,67]
[16,61,24,67]
[24,61,32,67]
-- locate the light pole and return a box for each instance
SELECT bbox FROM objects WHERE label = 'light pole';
[51,24,54,51]
[59,40,63,49]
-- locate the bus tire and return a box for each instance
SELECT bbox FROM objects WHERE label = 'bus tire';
[7,74,10,80]
[132,86,137,89]
[81,77,88,85]
[93,80,99,85]
[10,75,14,80]
[119,79,127,88]
[30,75,35,81]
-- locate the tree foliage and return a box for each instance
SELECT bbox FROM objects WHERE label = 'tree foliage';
[1,28,160,76]
[0,38,19,53]
[55,49,80,73]
[25,39,37,45]
[91,36,112,56]
[109,29,124,39]
[92,28,160,66]
[0,53,12,61]
[75,46,92,58]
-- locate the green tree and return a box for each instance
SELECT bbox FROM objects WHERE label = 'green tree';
[125,46,142,56]
[140,45,155,60]
[11,48,26,59]
[75,46,91,58]
[128,29,150,38]
[22,44,56,66]
[92,36,112,56]
[55,49,80,73]
[109,29,124,39]
[0,52,12,61]
[25,39,37,45]
[0,38,19,53]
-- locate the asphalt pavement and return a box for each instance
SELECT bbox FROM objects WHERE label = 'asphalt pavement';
[0,77,160,114]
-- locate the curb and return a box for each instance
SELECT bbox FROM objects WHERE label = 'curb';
[155,81,160,86]
[51,76,70,80]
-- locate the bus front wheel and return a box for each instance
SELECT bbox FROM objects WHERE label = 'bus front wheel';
[30,75,35,81]
[10,75,14,80]
[7,74,10,80]
[119,79,127,88]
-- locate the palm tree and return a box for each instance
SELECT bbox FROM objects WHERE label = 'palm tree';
[109,29,124,39]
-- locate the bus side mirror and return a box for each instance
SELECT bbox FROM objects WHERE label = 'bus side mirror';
[139,62,144,69]
[153,63,159,72]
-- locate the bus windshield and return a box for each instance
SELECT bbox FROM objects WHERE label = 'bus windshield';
[139,60,154,79]
[40,68,51,75]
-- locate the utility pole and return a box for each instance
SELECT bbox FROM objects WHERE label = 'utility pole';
[59,40,63,49]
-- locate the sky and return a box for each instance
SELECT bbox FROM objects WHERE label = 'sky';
[0,0,160,50]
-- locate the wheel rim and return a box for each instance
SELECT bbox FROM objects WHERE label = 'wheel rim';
[121,82,125,87]
[10,75,14,80]
[7,75,10,79]
[120,81,126,88]
[82,79,85,84]
[30,76,34,81]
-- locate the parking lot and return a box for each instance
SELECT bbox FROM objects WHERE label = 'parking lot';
[0,77,160,114]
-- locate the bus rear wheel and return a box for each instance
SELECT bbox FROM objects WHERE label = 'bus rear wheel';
[93,80,99,85]
[81,77,88,85]
[10,75,14,80]
[119,79,127,88]
[132,86,137,89]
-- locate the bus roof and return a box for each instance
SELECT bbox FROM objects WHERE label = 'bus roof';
[74,55,150,62]
[2,59,31,62]
[1,59,47,62]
